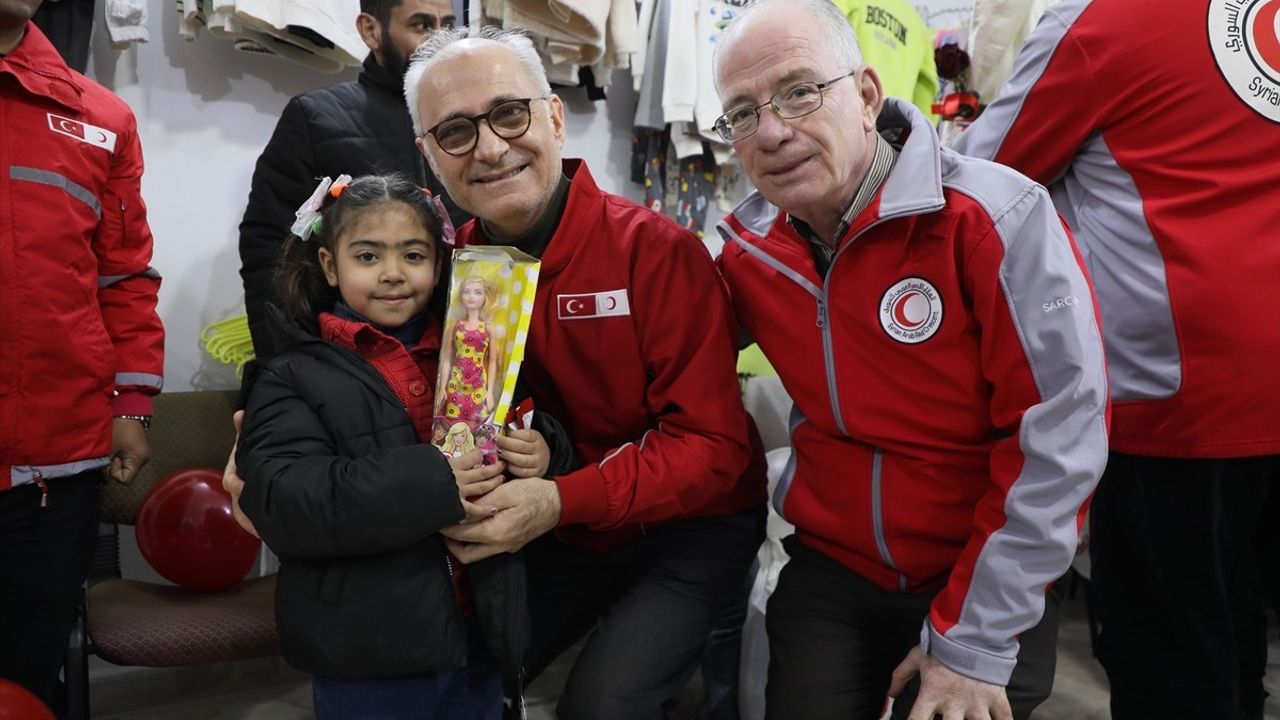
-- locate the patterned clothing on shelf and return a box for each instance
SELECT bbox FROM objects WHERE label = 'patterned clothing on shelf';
[444,320,492,421]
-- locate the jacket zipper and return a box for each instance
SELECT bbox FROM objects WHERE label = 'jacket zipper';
[820,215,917,590]
[814,297,845,435]
[32,471,48,508]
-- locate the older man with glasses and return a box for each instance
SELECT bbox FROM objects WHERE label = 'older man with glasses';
[404,26,767,720]
[712,1,1110,719]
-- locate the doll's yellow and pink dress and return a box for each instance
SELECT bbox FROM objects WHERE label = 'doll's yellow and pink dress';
[443,320,491,421]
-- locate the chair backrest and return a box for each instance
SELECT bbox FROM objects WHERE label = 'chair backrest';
[100,390,239,526]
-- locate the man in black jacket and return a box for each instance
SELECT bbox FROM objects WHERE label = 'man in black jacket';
[238,0,468,359]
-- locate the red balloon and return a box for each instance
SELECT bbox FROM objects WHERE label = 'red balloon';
[0,679,55,720]
[136,468,261,591]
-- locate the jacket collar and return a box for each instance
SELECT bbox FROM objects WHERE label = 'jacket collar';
[319,309,441,357]
[722,98,946,242]
[263,302,440,355]
[0,23,83,112]
[357,53,405,103]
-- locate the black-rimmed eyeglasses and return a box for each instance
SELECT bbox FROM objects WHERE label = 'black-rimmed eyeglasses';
[713,70,858,144]
[422,97,548,156]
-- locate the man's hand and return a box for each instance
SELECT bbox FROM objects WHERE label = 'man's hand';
[888,645,1013,720]
[222,410,259,538]
[494,429,550,478]
[441,477,561,563]
[108,417,151,485]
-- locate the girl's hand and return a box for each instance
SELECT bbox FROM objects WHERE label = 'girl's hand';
[449,448,504,500]
[495,429,550,478]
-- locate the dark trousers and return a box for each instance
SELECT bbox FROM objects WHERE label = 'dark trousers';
[764,536,1060,720]
[1091,452,1279,720]
[312,622,503,720]
[523,509,765,720]
[695,558,756,720]
[0,470,102,716]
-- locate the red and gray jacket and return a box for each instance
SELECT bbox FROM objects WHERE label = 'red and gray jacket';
[0,24,164,491]
[951,0,1280,458]
[458,159,766,555]
[717,99,1109,685]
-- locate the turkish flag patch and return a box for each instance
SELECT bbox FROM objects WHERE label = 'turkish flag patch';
[48,113,117,153]
[557,290,631,320]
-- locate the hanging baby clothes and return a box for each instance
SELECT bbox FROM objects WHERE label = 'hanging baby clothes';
[176,0,363,72]
[674,149,716,237]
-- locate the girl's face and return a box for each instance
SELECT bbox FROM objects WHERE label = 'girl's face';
[461,280,487,311]
[319,203,440,328]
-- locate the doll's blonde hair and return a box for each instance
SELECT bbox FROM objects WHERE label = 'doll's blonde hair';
[457,275,495,322]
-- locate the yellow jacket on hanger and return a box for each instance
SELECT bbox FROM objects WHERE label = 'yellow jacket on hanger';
[834,0,939,120]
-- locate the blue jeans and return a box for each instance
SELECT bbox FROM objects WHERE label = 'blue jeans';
[312,626,502,720]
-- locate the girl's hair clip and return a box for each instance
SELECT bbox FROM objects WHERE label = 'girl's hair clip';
[422,188,457,246]
[291,174,353,241]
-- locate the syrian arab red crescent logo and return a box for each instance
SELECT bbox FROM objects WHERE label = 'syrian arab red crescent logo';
[879,277,943,344]
[892,290,929,329]
[1252,0,1280,75]
[1209,0,1280,122]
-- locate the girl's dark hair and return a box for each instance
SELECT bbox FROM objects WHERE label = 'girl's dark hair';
[276,173,445,334]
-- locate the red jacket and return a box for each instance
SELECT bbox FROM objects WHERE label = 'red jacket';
[0,24,164,491]
[458,160,766,554]
[952,0,1280,458]
[718,101,1109,685]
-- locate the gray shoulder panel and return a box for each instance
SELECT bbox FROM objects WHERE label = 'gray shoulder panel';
[949,0,1092,168]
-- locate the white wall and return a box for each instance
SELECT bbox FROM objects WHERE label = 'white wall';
[85,9,665,394]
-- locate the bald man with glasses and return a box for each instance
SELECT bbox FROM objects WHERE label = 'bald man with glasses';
[711,1,1110,719]
[404,26,768,720]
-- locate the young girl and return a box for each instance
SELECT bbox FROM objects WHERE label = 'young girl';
[436,275,500,422]
[234,174,531,720]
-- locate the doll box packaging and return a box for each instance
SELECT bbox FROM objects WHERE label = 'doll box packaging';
[433,246,540,460]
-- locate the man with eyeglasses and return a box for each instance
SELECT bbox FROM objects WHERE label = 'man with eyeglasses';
[404,25,767,720]
[712,1,1109,719]
[238,0,467,359]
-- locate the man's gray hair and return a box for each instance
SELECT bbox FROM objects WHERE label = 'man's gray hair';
[714,0,864,93]
[404,25,552,136]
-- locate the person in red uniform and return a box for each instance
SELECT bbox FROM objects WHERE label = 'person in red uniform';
[403,25,767,720]
[711,1,1109,718]
[951,1,1280,717]
[0,0,163,713]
